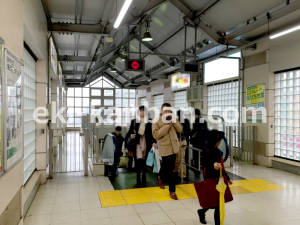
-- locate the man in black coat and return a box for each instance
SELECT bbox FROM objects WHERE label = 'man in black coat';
[191,109,209,169]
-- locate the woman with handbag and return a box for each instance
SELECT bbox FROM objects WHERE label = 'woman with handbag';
[197,130,233,225]
[125,106,156,187]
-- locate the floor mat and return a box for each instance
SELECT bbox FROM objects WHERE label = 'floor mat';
[98,178,285,208]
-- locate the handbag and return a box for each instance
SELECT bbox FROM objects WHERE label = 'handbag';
[146,148,155,167]
[194,162,233,208]
[119,156,129,168]
[126,119,137,157]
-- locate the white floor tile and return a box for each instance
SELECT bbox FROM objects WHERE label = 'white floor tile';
[31,196,55,206]
[81,208,110,221]
[111,214,144,225]
[24,214,51,225]
[164,208,197,222]
[133,203,162,214]
[108,205,137,217]
[81,217,113,225]
[54,194,80,204]
[157,200,186,211]
[26,204,54,216]
[227,212,267,225]
[139,211,173,225]
[50,211,81,224]
[52,202,81,213]
[179,198,200,209]
[251,210,291,224]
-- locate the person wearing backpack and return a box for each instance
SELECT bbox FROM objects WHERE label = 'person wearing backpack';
[191,109,209,168]
[125,106,156,187]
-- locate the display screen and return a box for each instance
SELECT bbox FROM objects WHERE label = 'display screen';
[204,58,239,84]
[171,73,190,90]
[125,59,145,72]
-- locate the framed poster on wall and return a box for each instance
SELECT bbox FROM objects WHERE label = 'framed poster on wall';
[246,84,265,123]
[4,49,23,170]
[0,39,4,174]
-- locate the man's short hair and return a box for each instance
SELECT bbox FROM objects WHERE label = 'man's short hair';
[115,126,122,131]
[195,108,201,116]
[139,106,145,111]
[161,103,171,109]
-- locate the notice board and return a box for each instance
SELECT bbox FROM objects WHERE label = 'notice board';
[246,84,265,123]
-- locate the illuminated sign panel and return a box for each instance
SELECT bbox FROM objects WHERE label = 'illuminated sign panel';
[171,72,190,90]
[125,59,145,72]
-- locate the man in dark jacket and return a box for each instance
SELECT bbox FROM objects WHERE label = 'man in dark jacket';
[112,126,125,167]
[191,109,209,169]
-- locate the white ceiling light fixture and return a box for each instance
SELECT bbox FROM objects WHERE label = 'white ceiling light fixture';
[114,0,133,29]
[270,24,300,39]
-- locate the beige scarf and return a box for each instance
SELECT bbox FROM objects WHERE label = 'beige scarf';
[138,119,146,136]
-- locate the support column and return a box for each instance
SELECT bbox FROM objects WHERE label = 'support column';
[35,59,48,184]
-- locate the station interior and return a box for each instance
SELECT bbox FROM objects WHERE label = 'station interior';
[1,0,300,225]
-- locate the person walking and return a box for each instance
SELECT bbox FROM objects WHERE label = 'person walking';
[174,110,190,179]
[112,126,125,168]
[197,130,232,225]
[125,106,156,187]
[152,103,183,200]
[191,109,209,168]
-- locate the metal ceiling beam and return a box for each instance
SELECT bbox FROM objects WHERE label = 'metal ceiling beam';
[108,65,134,84]
[58,55,94,62]
[195,0,221,18]
[65,79,85,83]
[103,72,123,88]
[41,0,51,23]
[101,0,116,29]
[224,0,300,42]
[48,23,107,35]
[63,70,88,75]
[134,34,172,65]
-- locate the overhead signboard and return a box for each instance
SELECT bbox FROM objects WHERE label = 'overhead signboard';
[204,58,239,84]
[181,63,199,74]
[125,59,145,72]
[171,72,190,91]
[246,84,265,123]
[49,37,57,75]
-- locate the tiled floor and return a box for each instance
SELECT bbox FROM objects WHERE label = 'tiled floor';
[24,163,300,225]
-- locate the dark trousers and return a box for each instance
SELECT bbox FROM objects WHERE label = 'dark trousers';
[136,158,147,181]
[160,154,177,192]
[201,206,220,225]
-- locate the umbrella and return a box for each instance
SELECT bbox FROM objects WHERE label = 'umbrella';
[216,168,227,225]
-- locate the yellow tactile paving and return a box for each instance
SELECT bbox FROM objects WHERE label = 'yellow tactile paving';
[98,179,286,208]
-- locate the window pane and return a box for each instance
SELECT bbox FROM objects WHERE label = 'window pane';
[91,79,102,87]
[68,88,74,96]
[67,108,74,117]
[130,89,135,98]
[104,108,114,116]
[74,88,82,97]
[75,98,82,107]
[67,97,74,107]
[104,89,114,96]
[67,117,74,126]
[123,99,128,107]
[103,80,114,88]
[82,98,89,107]
[82,88,89,97]
[115,89,122,97]
[123,89,128,98]
[74,108,82,117]
[91,99,101,106]
[116,98,122,107]
[129,99,135,107]
[75,118,82,127]
[91,89,101,96]
[104,99,114,106]
[82,108,89,114]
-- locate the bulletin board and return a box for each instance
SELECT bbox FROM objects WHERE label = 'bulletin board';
[246,84,265,123]
[4,49,23,170]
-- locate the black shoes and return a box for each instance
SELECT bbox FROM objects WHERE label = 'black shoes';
[197,209,207,224]
[142,173,146,186]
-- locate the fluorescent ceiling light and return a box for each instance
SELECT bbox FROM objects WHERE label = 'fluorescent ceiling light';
[270,25,300,39]
[114,0,133,28]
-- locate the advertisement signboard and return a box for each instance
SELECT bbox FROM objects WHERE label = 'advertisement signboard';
[50,37,57,75]
[246,84,265,123]
[171,72,190,91]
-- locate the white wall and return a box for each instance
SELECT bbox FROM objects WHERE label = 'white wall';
[270,29,300,72]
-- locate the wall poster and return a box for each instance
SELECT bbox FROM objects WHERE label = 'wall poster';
[50,37,57,75]
[5,49,23,170]
[58,63,63,85]
[0,42,3,174]
[246,84,265,123]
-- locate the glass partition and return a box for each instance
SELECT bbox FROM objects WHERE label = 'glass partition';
[101,133,116,165]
